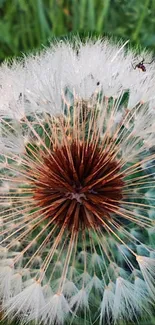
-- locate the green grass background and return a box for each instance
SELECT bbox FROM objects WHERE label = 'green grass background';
[0,0,155,324]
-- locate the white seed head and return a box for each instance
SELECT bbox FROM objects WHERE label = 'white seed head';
[0,37,155,325]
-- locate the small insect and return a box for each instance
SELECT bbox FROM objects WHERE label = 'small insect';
[132,58,154,72]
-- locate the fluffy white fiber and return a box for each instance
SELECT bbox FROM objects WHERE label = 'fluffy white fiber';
[0,37,155,325]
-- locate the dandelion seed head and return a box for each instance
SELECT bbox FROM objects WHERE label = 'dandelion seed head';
[0,37,155,324]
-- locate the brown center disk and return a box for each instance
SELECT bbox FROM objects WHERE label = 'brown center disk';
[32,140,124,231]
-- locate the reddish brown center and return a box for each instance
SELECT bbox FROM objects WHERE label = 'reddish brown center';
[32,140,124,231]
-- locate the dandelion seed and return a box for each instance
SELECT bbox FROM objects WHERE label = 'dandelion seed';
[0,259,14,302]
[134,277,151,314]
[0,37,155,324]
[5,280,45,322]
[40,293,70,325]
[136,256,155,299]
[113,277,138,322]
[100,282,115,325]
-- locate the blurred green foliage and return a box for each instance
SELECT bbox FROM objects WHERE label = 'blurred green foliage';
[1,0,155,62]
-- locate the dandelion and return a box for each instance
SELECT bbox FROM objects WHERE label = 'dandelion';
[0,37,155,324]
